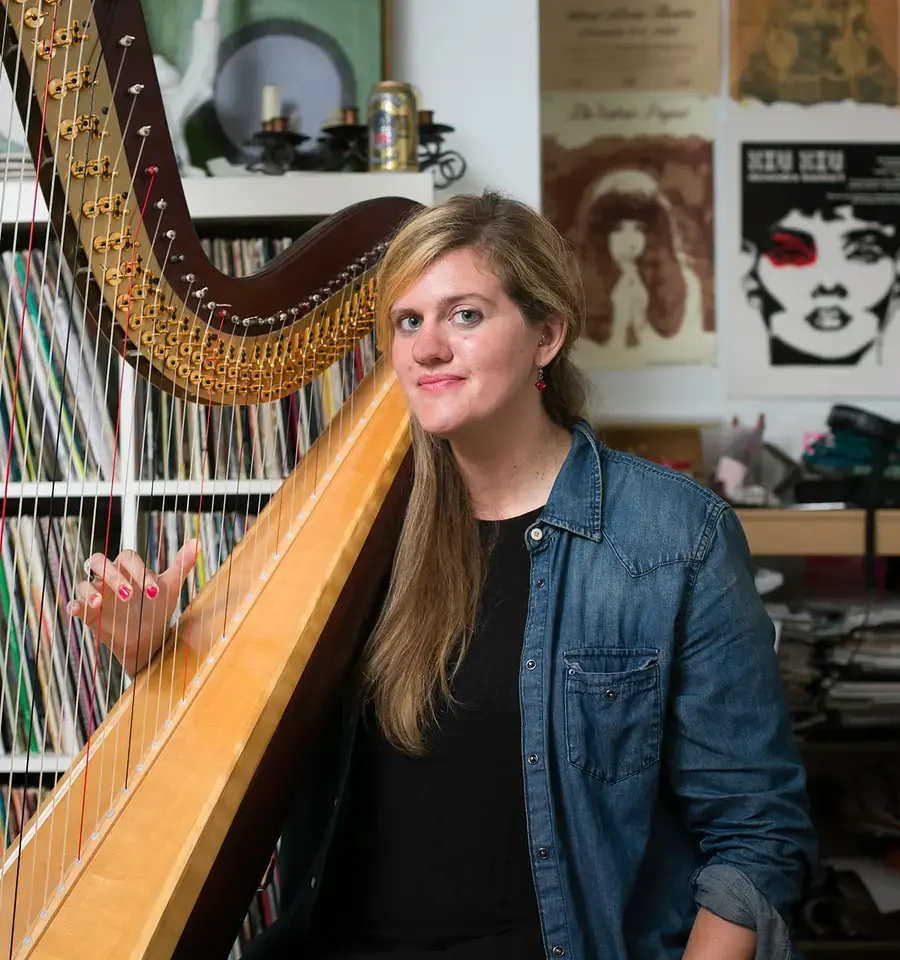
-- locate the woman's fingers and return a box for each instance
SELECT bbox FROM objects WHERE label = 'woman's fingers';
[84,552,135,603]
[113,549,159,599]
[69,581,105,631]
[158,539,200,599]
[74,578,104,610]
[67,543,198,644]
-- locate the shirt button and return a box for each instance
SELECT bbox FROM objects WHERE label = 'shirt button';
[538,847,550,859]
[605,689,617,700]
[526,659,536,670]
[529,527,543,542]
[527,753,539,764]
[552,948,565,957]
[535,578,545,587]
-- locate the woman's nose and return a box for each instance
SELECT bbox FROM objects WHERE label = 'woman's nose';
[411,319,452,364]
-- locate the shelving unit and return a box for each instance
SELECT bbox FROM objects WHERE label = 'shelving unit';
[737,511,900,958]
[737,508,900,556]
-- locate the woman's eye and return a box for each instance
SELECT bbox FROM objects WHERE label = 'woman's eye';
[453,307,482,325]
[398,315,422,332]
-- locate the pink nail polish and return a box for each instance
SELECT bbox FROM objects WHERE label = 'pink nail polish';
[90,594,102,608]
[146,584,158,599]
[118,584,131,601]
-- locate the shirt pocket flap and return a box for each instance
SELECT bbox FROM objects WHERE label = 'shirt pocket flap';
[564,648,659,692]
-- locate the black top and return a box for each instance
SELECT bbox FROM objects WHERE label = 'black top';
[306,507,546,959]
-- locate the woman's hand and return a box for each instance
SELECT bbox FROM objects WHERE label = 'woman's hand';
[67,539,200,677]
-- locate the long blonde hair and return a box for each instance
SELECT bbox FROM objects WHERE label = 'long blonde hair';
[362,191,589,755]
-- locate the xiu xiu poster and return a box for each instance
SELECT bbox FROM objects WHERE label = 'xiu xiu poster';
[727,102,900,398]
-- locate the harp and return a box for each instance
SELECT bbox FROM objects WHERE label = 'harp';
[0,1,422,956]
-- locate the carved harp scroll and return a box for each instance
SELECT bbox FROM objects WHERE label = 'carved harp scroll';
[0,1,420,956]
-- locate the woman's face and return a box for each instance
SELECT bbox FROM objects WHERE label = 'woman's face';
[756,206,898,359]
[389,247,552,441]
[608,218,647,267]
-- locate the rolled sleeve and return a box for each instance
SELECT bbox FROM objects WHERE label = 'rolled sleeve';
[667,505,817,938]
[694,862,792,959]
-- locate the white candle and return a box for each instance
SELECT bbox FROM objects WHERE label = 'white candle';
[261,84,280,123]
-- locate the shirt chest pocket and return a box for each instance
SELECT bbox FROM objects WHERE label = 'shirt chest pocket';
[563,648,660,784]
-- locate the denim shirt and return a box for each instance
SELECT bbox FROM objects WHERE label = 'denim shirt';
[246,420,817,960]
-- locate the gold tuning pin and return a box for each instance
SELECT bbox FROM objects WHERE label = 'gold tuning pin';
[94,225,137,253]
[50,64,94,99]
[61,114,104,142]
[23,8,46,30]
[83,193,128,220]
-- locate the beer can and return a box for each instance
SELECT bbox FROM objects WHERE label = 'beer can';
[368,81,419,172]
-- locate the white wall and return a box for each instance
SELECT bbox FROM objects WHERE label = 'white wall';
[391,0,900,458]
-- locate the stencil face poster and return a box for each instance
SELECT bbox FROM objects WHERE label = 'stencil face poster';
[731,133,900,396]
[542,92,716,370]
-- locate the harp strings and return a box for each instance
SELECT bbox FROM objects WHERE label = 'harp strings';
[100,161,167,822]
[0,0,65,944]
[16,0,106,931]
[0,5,63,845]
[130,230,175,785]
[0,0,110,938]
[3,1,168,936]
[74,26,153,866]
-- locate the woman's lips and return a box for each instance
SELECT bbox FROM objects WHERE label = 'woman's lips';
[417,375,465,390]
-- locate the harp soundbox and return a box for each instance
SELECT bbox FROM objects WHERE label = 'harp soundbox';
[0,1,420,956]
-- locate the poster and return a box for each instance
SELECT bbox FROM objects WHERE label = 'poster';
[540,0,721,94]
[730,0,900,105]
[542,92,716,371]
[727,102,900,397]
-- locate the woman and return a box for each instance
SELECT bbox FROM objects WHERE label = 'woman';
[70,192,816,959]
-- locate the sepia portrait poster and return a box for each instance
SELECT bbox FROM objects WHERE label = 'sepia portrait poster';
[542,92,716,371]
[727,103,900,397]
[540,0,721,94]
[730,0,900,105]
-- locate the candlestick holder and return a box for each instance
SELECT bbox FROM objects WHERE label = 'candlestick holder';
[314,107,369,173]
[244,117,312,175]
[417,110,467,189]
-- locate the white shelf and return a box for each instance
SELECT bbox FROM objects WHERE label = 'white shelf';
[1,481,124,499]
[0,171,435,225]
[183,172,434,219]
[1,479,284,500]
[133,479,283,496]
[0,754,73,775]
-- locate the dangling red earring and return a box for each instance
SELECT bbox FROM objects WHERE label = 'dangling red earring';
[535,367,546,391]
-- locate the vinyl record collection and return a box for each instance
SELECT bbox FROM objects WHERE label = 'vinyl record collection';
[0,244,117,482]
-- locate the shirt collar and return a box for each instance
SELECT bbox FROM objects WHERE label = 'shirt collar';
[540,419,603,542]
